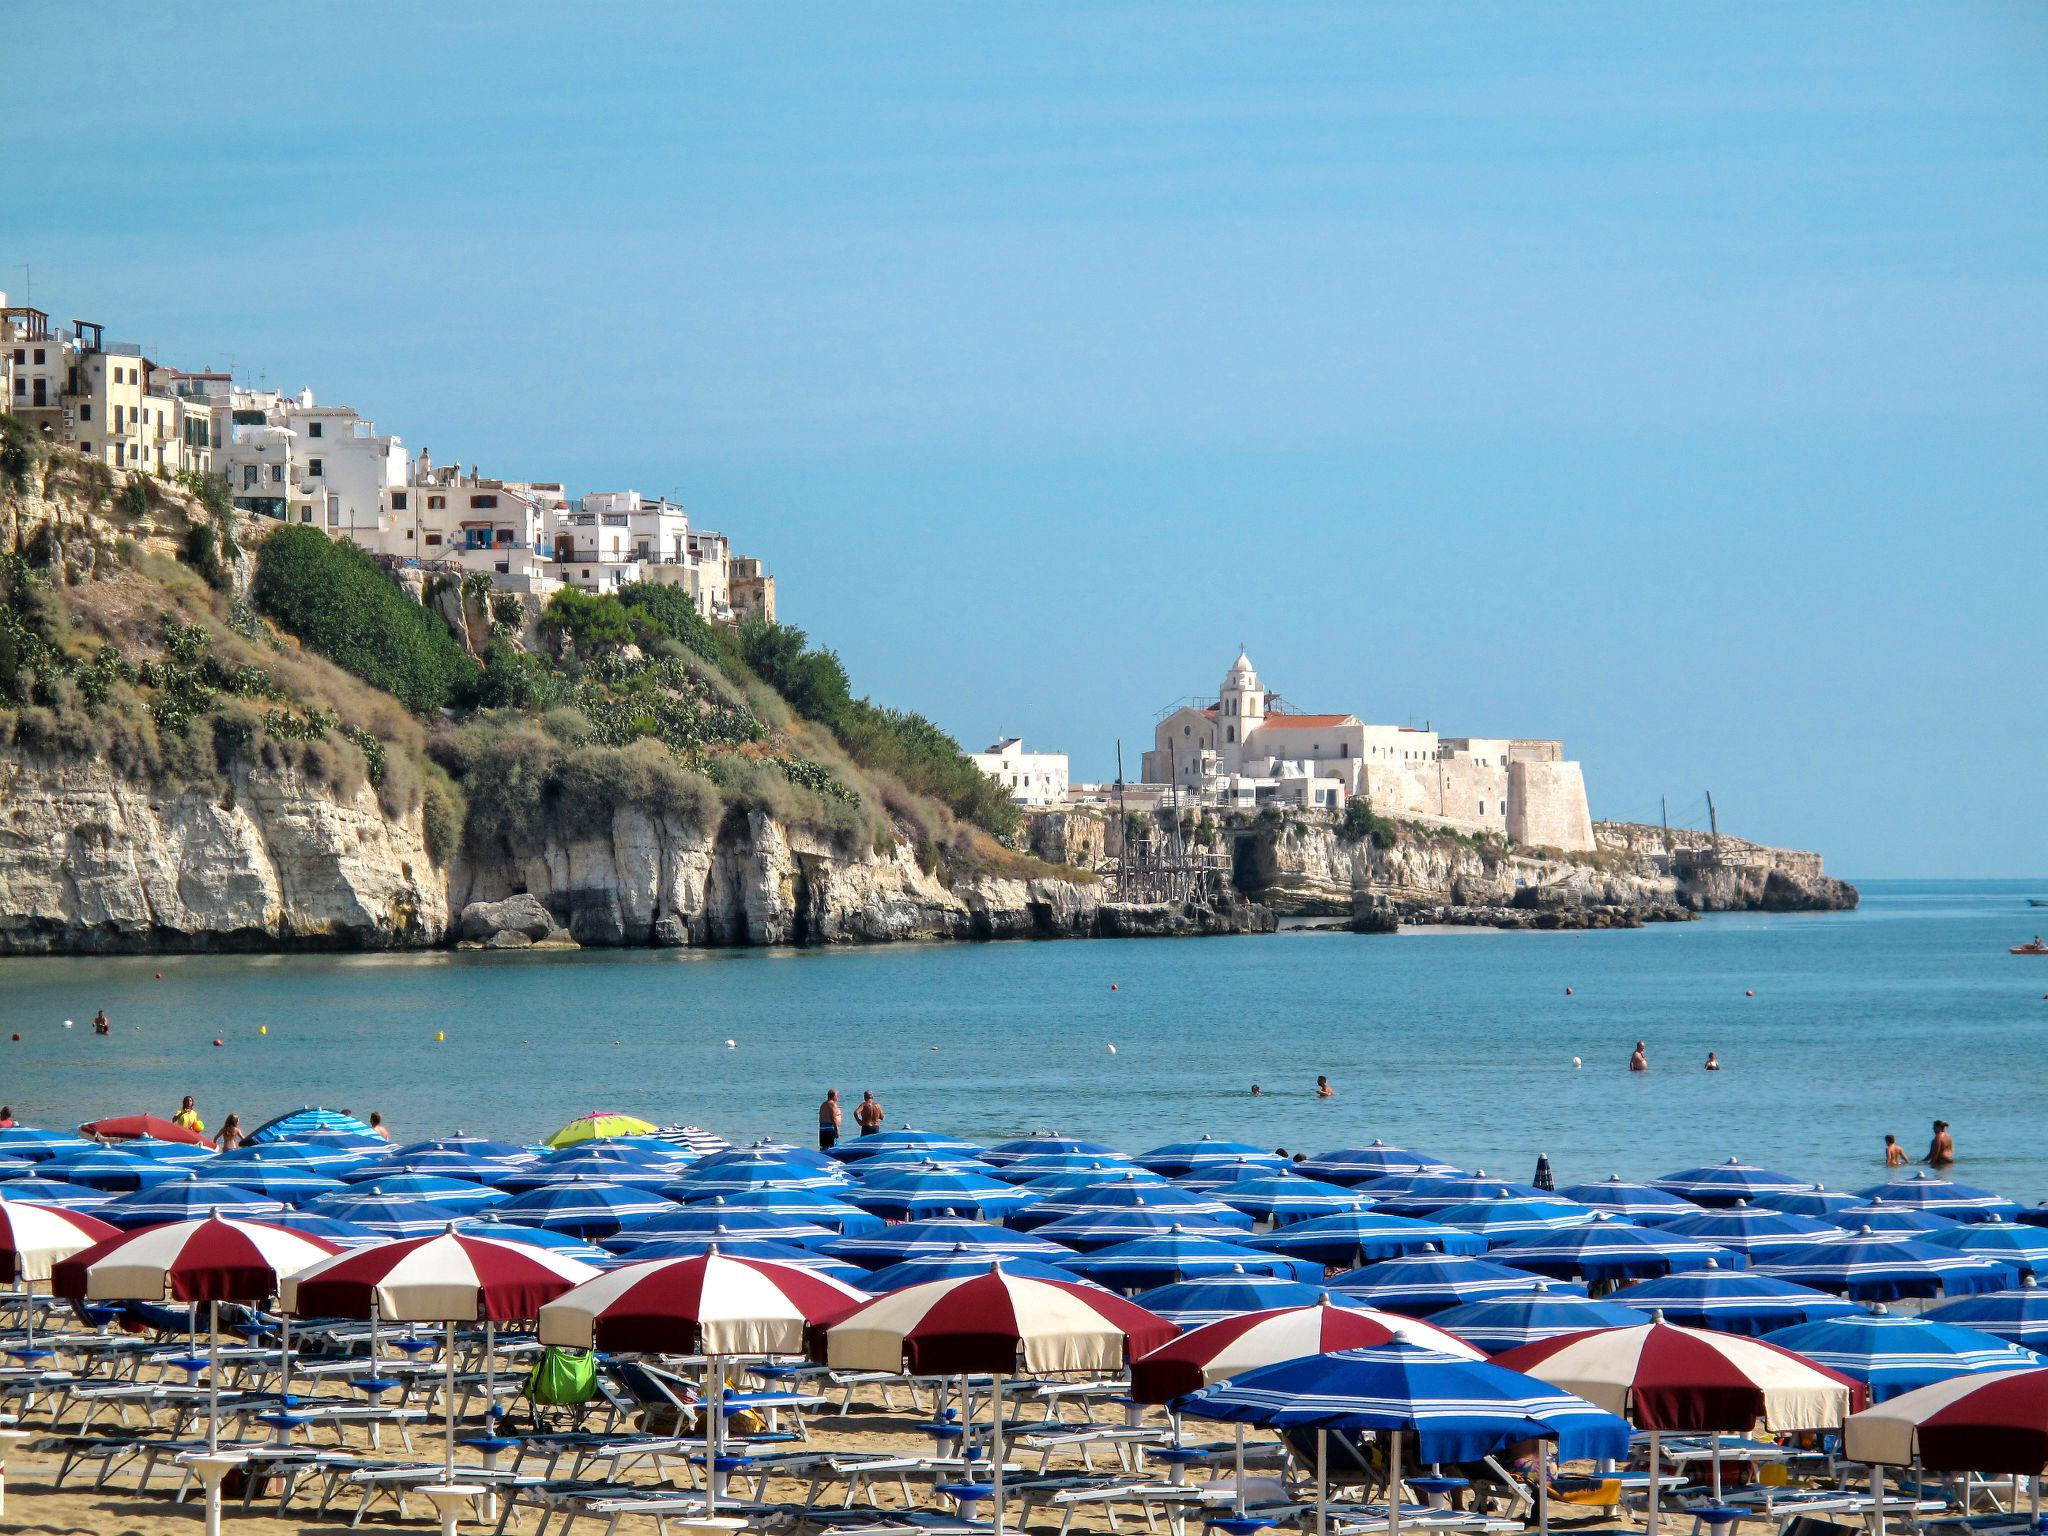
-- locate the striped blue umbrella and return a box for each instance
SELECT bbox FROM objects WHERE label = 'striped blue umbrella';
[1327,1250,1565,1317]
[277,1212,384,1249]
[700,1139,839,1168]
[648,1125,731,1158]
[1650,1158,1810,1207]
[93,1174,289,1228]
[1558,1174,1698,1223]
[1607,1266,1863,1335]
[824,1218,1069,1269]
[844,1164,1038,1221]
[213,1140,380,1174]
[862,1253,1091,1293]
[1011,1175,1239,1230]
[1009,1164,1166,1196]
[688,1186,884,1236]
[1175,1341,1633,1464]
[1176,1157,1299,1192]
[2014,1203,2048,1231]
[1058,1229,1321,1290]
[347,1148,534,1184]
[386,1136,532,1162]
[1489,1214,1742,1283]
[300,1190,470,1237]
[1923,1281,2048,1350]
[1754,1231,2018,1301]
[828,1127,986,1164]
[983,1135,1125,1166]
[844,1147,998,1176]
[247,1108,377,1145]
[192,1155,344,1205]
[0,1128,95,1162]
[995,1154,1144,1185]
[1250,1211,1488,1267]
[1765,1312,2046,1402]
[603,1236,868,1284]
[1651,1204,1847,1258]
[1212,1175,1372,1225]
[1754,1186,1863,1219]
[0,1177,111,1210]
[499,1151,684,1192]
[448,1214,615,1265]
[1133,1273,1346,1327]
[344,1174,508,1213]
[1922,1223,2048,1279]
[0,1156,39,1181]
[1139,1137,1285,1177]
[664,1150,848,1199]
[1370,1174,1551,1217]
[1823,1204,1962,1236]
[1428,1286,1654,1352]
[1432,1196,1598,1245]
[491,1177,678,1238]
[605,1198,834,1250]
[1851,1173,2021,1224]
[37,1148,191,1192]
[116,1139,216,1164]
[1032,1208,1244,1252]
[1297,1141,1460,1185]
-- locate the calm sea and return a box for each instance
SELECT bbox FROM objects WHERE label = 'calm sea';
[2,880,2044,1201]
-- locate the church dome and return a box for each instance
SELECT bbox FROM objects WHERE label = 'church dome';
[1226,649,1258,686]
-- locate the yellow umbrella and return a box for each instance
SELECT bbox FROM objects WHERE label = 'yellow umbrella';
[545,1111,658,1149]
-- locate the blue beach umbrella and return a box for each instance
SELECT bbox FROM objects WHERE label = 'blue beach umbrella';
[1851,1172,2021,1224]
[1297,1141,1459,1185]
[1754,1231,2018,1301]
[862,1252,1094,1293]
[697,1186,885,1236]
[277,1212,384,1249]
[1369,1174,1551,1216]
[193,1155,344,1205]
[665,1151,848,1199]
[1608,1265,1862,1335]
[609,1236,870,1284]
[247,1108,377,1145]
[607,1198,834,1250]
[1559,1174,1698,1223]
[0,1128,95,1162]
[37,1148,191,1192]
[116,1138,216,1164]
[345,1174,508,1213]
[448,1214,614,1264]
[845,1147,997,1176]
[500,1152,683,1191]
[1057,1228,1322,1290]
[1650,1158,1810,1207]
[214,1139,379,1175]
[1326,1249,1564,1317]
[491,1177,677,1238]
[1922,1222,2048,1279]
[646,1125,730,1158]
[1432,1196,1598,1245]
[1765,1311,2046,1402]
[1429,1285,1655,1352]
[1175,1341,1633,1465]
[1133,1273,1347,1327]
[823,1218,1069,1269]
[1489,1214,1743,1283]
[349,1148,535,1184]
[700,1140,841,1169]
[1828,1202,1962,1236]
[94,1175,289,1228]
[1652,1203,1847,1258]
[1212,1174,1372,1225]
[2014,1203,2048,1231]
[995,1153,1142,1184]
[1754,1186,1863,1219]
[828,1127,986,1164]
[1032,1207,1244,1251]
[386,1136,533,1162]
[1923,1280,2048,1350]
[300,1190,470,1237]
[1139,1137,1285,1178]
[982,1135,1125,1166]
[843,1163,1039,1221]
[1011,1175,1240,1230]
[1251,1211,1488,1268]
[1009,1163,1165,1197]
[0,1177,111,1211]
[1176,1157,1296,1192]
[0,1156,39,1181]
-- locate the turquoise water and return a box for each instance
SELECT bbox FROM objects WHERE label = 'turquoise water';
[2,880,2045,1200]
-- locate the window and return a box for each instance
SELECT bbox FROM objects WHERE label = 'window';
[79,403,92,422]
[308,421,323,438]
[1341,743,1349,758]
[33,349,45,364]
[299,507,312,523]
[470,494,498,508]
[10,348,20,364]
[308,458,323,476]
[392,491,407,510]
[425,533,442,546]
[1183,724,1191,735]
[1227,726,1236,743]
[428,495,445,509]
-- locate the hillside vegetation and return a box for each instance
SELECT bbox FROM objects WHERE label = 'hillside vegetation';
[0,421,1059,885]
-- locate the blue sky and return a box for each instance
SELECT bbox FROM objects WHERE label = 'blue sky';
[7,3,2045,876]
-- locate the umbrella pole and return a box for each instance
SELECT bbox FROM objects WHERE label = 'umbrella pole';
[207,1299,221,1454]
[1536,1441,1549,1536]
[708,1353,723,1515]
[484,1320,495,1426]
[443,1319,457,1484]
[992,1376,1007,1536]
[21,1277,31,1353]
[1235,1423,1247,1516]
[1871,1463,1885,1536]
[1646,1430,1660,1536]
[279,1313,292,1403]
[1710,1430,1722,1503]
[1316,1428,1328,1536]
[1387,1430,1402,1536]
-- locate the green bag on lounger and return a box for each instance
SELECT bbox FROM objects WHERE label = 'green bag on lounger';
[526,1345,598,1407]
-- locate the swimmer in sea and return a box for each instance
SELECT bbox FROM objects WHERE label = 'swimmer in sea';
[1704,1052,1720,1071]
[1629,1041,1648,1072]
[1315,1075,1335,1099]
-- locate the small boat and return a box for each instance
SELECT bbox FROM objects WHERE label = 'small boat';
[2014,941,2048,955]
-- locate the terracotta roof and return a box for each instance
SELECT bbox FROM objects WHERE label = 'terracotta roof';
[1261,713,1353,730]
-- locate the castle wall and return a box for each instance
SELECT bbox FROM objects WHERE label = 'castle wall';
[1429,757,1511,834]
[1508,759,1595,852]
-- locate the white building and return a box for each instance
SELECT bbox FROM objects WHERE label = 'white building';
[969,737,1071,806]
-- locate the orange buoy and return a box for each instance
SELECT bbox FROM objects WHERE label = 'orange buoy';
[1745,990,1754,997]
[8,1033,18,1042]
[1110,984,1118,991]
[1564,986,1573,996]
[212,1038,224,1047]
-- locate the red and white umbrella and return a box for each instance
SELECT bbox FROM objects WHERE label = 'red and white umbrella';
[540,1251,867,1513]
[0,1201,117,1353]
[1131,1298,1480,1403]
[1844,1367,2048,1474]
[1499,1319,1865,1528]
[285,1230,599,1483]
[818,1265,1177,1535]
[52,1215,339,1453]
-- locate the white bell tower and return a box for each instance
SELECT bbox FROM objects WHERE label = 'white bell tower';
[1218,648,1265,764]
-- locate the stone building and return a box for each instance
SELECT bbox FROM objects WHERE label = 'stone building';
[969,738,1070,806]
[1140,650,1595,850]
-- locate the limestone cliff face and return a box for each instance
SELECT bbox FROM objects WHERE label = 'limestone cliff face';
[0,753,444,952]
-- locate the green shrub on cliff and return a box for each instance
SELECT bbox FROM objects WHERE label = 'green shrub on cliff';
[252,525,478,712]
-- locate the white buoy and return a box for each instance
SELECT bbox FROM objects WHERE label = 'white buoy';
[63,1019,74,1029]
[1572,1057,1582,1069]
[725,1039,737,1049]
[1106,1043,1117,1055]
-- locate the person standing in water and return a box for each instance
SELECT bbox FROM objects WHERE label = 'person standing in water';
[172,1095,205,1134]
[1927,1120,1955,1167]
[1315,1076,1335,1099]
[1704,1052,1720,1071]
[1629,1042,1648,1072]
[1884,1134,1909,1169]
[855,1091,885,1137]
[818,1089,843,1151]
[217,1114,244,1151]
[92,1009,110,1035]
